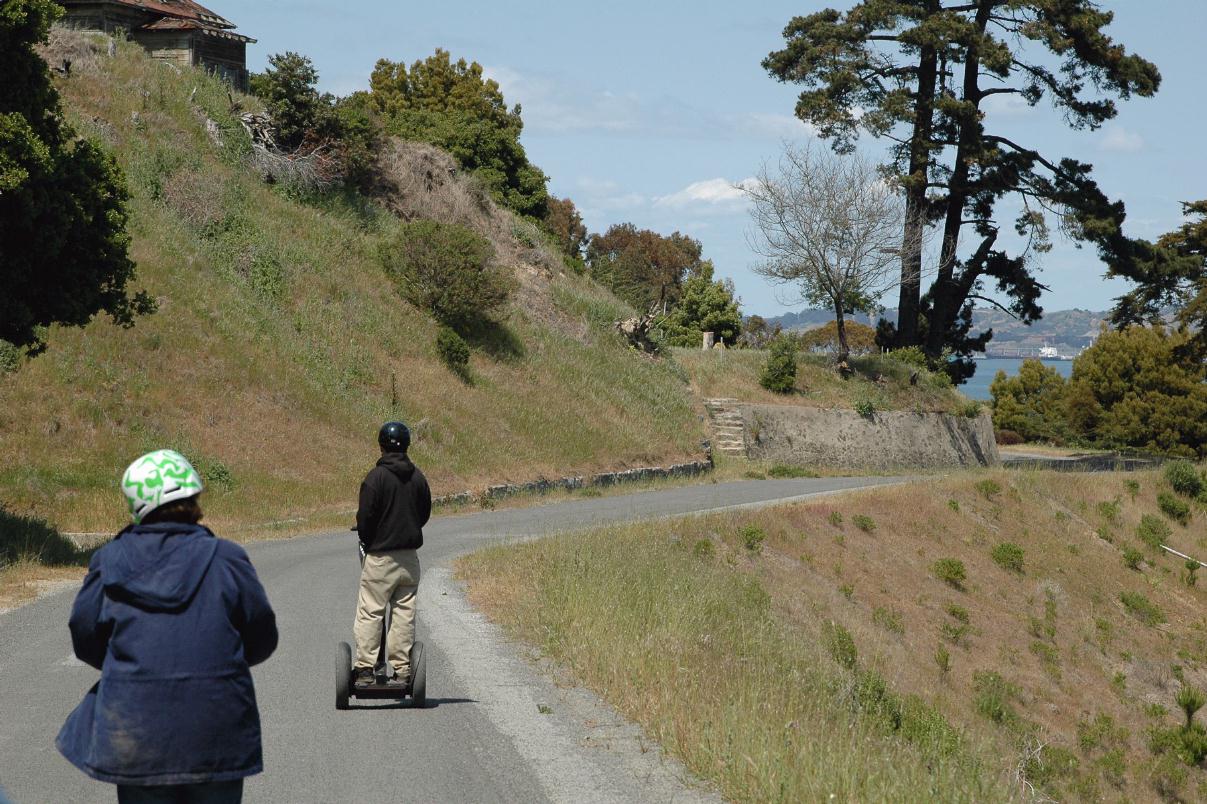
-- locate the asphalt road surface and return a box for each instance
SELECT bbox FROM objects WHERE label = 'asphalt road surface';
[0,475,903,803]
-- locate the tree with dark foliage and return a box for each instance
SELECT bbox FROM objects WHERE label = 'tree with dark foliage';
[764,0,1160,380]
[1,0,152,354]
[586,224,705,312]
[368,50,548,219]
[1109,200,1207,360]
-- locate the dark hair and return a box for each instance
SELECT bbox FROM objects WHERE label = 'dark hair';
[141,495,203,525]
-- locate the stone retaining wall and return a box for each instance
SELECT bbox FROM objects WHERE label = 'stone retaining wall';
[740,404,999,470]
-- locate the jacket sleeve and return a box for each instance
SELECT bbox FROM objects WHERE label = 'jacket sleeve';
[67,554,112,670]
[224,543,279,667]
[356,473,378,547]
[416,472,432,528]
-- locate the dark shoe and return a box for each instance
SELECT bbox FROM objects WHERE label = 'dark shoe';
[387,669,410,688]
[353,667,375,687]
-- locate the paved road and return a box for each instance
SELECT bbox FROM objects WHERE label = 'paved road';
[0,476,902,803]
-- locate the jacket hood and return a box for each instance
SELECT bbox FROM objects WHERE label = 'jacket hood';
[377,452,416,482]
[101,523,219,611]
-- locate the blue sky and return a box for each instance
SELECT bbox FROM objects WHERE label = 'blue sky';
[215,1,1206,318]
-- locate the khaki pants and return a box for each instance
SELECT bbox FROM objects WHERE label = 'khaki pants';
[353,549,420,675]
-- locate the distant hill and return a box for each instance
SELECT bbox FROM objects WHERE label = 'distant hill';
[765,307,1109,357]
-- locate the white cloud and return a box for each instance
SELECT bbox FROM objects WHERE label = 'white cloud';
[1099,125,1144,153]
[982,93,1036,118]
[654,177,755,209]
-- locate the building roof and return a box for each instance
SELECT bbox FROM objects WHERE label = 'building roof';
[110,0,237,29]
[140,16,255,43]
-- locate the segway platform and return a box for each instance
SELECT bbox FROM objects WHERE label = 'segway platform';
[335,639,426,709]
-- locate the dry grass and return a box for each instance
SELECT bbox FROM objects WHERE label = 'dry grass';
[0,38,703,534]
[674,347,973,414]
[0,561,85,613]
[460,469,1207,802]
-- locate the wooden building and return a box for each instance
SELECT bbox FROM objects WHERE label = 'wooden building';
[58,1,255,90]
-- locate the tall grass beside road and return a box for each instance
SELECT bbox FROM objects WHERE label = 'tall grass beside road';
[461,469,1207,802]
[460,520,1008,802]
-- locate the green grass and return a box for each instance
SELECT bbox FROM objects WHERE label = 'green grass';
[0,42,704,534]
[673,348,971,414]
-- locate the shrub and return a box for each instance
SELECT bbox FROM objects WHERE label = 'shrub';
[740,525,766,554]
[1122,547,1144,570]
[1186,560,1200,587]
[972,671,1020,727]
[989,359,1072,444]
[939,622,970,646]
[852,514,876,533]
[759,337,797,393]
[827,511,843,528]
[1125,478,1140,500]
[1096,498,1121,524]
[0,339,20,374]
[1120,591,1165,626]
[767,464,818,479]
[990,543,1025,574]
[995,429,1024,446]
[872,606,904,634]
[960,401,981,419]
[854,396,876,418]
[379,219,514,329]
[1158,492,1191,526]
[1164,460,1204,498]
[974,478,1001,499]
[933,558,967,589]
[1176,686,1206,728]
[934,645,951,675]
[945,604,970,623]
[1137,514,1172,549]
[692,539,714,560]
[888,346,929,371]
[947,499,960,512]
[435,326,470,375]
[823,620,858,671]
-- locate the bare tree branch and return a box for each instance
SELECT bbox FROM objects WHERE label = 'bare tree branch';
[746,145,916,362]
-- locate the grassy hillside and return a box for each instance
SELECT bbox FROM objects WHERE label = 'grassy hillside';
[675,347,976,415]
[0,37,702,533]
[460,469,1207,802]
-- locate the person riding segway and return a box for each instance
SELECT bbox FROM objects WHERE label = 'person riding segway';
[350,421,431,691]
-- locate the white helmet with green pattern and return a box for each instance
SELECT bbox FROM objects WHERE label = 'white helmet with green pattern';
[121,449,204,523]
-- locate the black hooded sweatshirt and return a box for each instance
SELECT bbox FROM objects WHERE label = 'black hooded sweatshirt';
[356,453,432,553]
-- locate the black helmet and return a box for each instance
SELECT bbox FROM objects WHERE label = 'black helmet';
[378,421,411,453]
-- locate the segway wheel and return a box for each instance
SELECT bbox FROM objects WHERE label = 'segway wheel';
[335,641,352,710]
[409,641,426,707]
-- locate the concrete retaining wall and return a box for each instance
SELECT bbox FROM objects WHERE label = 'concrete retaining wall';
[740,404,999,470]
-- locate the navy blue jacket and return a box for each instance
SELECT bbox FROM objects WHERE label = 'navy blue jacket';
[57,523,278,786]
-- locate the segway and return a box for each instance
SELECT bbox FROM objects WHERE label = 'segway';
[336,533,427,710]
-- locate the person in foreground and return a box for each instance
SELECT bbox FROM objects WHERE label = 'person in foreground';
[57,449,278,804]
[354,421,432,686]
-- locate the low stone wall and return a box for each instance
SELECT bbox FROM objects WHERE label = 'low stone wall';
[468,459,713,503]
[740,404,999,470]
